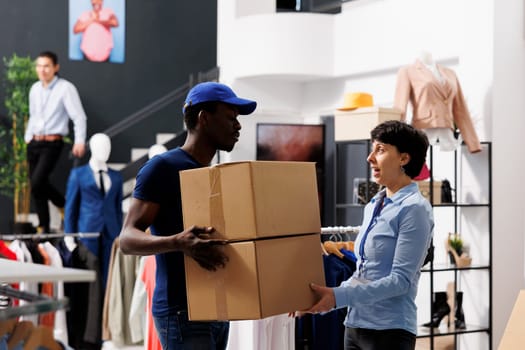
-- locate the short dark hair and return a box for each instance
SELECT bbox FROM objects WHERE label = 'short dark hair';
[370,120,429,178]
[183,101,219,130]
[37,51,58,65]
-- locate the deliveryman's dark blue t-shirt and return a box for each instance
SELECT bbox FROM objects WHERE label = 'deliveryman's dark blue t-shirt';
[133,147,200,317]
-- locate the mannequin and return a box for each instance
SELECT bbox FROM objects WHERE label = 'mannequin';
[394,51,481,153]
[419,51,445,83]
[147,143,167,159]
[65,133,123,290]
[417,51,460,151]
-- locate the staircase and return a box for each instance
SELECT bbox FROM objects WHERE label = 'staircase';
[114,132,180,214]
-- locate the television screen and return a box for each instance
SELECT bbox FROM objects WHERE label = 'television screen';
[256,123,325,221]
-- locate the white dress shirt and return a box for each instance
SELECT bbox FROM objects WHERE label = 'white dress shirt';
[89,160,112,194]
[25,76,87,144]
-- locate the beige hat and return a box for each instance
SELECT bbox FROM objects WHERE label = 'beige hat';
[337,92,374,111]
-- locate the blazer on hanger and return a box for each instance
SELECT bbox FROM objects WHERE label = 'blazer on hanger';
[394,60,481,153]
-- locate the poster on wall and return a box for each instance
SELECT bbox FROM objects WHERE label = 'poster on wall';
[69,0,126,63]
[256,123,325,219]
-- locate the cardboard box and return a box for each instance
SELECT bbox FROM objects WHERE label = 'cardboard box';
[184,233,326,321]
[499,290,525,349]
[334,106,402,141]
[180,161,321,240]
[417,181,442,205]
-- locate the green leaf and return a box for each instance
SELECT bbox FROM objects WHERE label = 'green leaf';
[0,53,37,207]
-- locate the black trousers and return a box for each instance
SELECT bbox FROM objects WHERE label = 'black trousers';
[27,140,65,231]
[344,327,416,350]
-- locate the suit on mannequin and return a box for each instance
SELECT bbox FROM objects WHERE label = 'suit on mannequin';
[65,133,123,289]
[394,51,481,153]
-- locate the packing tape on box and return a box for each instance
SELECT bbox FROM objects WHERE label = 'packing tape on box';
[215,273,228,321]
[209,168,229,320]
[209,167,226,235]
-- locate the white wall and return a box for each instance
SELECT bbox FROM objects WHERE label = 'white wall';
[492,0,525,346]
[218,0,522,348]
[333,0,460,75]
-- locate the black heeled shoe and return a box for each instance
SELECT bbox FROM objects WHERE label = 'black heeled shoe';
[455,291,466,329]
[423,292,451,327]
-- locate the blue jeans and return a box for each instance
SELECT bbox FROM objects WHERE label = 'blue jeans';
[154,310,229,350]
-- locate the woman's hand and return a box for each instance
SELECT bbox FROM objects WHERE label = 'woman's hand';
[290,283,336,317]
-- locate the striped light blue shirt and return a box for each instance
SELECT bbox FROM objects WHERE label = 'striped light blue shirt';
[333,182,434,335]
[25,76,87,144]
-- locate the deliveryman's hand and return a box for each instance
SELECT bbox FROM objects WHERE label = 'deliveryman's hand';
[178,226,228,271]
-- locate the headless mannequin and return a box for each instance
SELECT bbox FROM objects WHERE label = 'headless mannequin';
[416,51,460,152]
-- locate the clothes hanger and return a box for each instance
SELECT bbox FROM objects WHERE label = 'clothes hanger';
[23,325,62,350]
[7,320,34,350]
[320,242,329,256]
[0,285,68,322]
[322,241,355,259]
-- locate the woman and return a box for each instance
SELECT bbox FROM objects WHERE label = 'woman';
[303,120,434,350]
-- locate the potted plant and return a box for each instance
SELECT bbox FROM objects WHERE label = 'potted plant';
[446,232,472,268]
[0,54,37,233]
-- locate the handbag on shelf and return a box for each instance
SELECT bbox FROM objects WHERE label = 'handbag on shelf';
[441,179,454,203]
[353,178,381,204]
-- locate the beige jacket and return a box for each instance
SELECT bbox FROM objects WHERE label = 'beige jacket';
[394,60,481,153]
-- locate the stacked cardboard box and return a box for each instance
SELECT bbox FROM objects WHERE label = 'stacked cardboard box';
[416,180,442,205]
[334,106,402,141]
[499,290,525,349]
[180,161,325,321]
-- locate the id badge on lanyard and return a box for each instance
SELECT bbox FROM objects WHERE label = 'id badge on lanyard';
[357,191,386,277]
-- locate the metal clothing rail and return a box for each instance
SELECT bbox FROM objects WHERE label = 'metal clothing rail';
[0,285,69,321]
[321,226,360,235]
[0,232,100,241]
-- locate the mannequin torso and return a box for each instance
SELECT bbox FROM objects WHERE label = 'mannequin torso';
[418,50,444,84]
[416,51,457,151]
[394,51,482,153]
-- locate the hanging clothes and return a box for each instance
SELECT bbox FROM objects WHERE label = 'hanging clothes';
[41,242,68,346]
[295,253,356,350]
[104,239,141,347]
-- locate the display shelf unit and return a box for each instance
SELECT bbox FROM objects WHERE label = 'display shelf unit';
[322,116,492,350]
[419,141,492,350]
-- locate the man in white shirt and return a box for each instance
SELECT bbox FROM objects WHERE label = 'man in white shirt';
[24,51,87,233]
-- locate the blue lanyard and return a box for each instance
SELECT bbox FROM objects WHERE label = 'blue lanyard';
[358,191,386,276]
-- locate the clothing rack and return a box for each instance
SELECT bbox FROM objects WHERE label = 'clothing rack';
[0,232,100,241]
[0,284,68,321]
[0,257,96,321]
[321,226,360,242]
[0,257,96,284]
[321,226,360,235]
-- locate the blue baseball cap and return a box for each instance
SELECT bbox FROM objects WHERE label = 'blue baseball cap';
[183,82,257,115]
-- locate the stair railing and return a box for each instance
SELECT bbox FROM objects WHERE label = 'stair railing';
[103,66,220,138]
[101,66,220,184]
